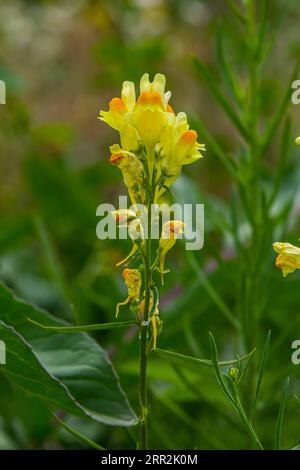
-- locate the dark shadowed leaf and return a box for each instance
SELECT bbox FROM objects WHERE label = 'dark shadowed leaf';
[0,283,137,427]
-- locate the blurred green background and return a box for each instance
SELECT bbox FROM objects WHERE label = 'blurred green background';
[0,0,300,450]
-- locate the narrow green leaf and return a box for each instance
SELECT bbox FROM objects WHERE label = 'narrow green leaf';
[50,412,106,450]
[235,395,264,450]
[153,347,256,370]
[275,378,290,450]
[268,118,291,208]
[188,253,239,329]
[209,332,238,410]
[250,330,271,421]
[256,0,268,60]
[193,116,240,181]
[260,64,299,157]
[209,334,263,449]
[193,56,250,142]
[28,318,138,333]
[215,24,243,106]
[226,0,246,25]
[33,214,75,321]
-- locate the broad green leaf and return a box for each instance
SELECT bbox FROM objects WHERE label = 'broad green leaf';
[0,321,80,415]
[0,283,137,427]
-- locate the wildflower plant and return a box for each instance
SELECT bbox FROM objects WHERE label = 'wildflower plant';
[99,73,205,448]
[1,0,300,453]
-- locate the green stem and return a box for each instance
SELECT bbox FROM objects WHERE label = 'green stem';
[235,396,264,450]
[139,180,153,450]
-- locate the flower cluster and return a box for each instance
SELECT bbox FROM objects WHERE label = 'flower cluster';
[99,73,205,204]
[99,73,204,349]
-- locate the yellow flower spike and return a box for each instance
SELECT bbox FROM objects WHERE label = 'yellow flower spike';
[295,136,300,145]
[116,268,142,318]
[159,221,185,285]
[273,242,300,277]
[109,144,144,205]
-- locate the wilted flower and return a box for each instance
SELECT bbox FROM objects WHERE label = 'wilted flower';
[116,268,142,317]
[273,241,300,277]
[109,144,144,205]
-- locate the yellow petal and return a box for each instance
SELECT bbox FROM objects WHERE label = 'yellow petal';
[121,81,136,111]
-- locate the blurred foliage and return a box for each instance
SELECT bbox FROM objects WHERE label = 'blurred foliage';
[0,0,300,450]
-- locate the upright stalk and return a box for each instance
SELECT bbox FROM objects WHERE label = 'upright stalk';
[139,183,153,450]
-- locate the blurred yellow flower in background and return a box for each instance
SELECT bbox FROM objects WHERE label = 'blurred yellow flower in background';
[273,241,300,277]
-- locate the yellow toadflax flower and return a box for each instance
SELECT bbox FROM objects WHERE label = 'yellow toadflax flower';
[273,241,300,277]
[116,268,142,317]
[99,84,139,151]
[130,73,174,153]
[99,73,174,153]
[99,73,204,203]
[158,220,185,284]
[157,112,205,194]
